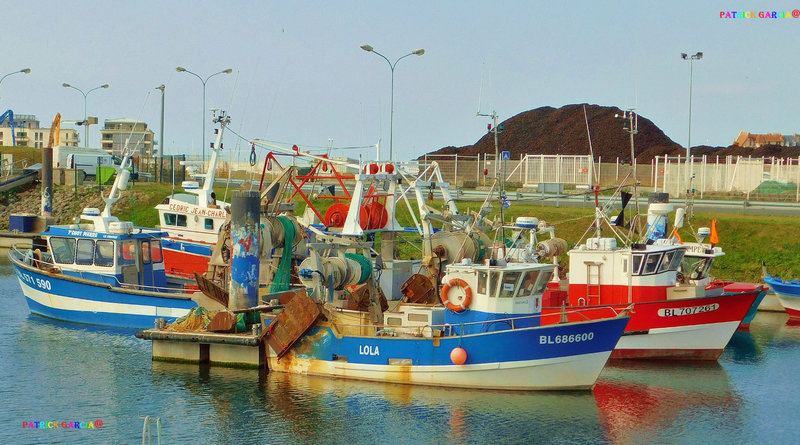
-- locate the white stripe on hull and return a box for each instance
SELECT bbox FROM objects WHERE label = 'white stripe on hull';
[776,293,800,313]
[616,320,740,352]
[19,279,191,319]
[267,351,612,391]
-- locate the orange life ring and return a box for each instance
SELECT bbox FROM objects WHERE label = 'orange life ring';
[441,278,472,312]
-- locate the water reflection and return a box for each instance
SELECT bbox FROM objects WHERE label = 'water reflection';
[595,361,740,444]
[151,363,608,444]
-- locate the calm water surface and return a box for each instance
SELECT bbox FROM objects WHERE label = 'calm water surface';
[2,256,799,444]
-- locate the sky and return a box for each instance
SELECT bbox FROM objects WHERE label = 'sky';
[1,1,798,163]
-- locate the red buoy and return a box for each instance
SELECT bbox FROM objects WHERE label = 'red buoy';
[385,163,394,174]
[369,163,379,175]
[450,347,467,365]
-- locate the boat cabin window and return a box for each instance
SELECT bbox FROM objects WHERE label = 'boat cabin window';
[95,240,114,267]
[118,240,137,266]
[150,240,163,263]
[488,271,499,298]
[534,270,553,294]
[205,218,214,230]
[684,256,714,280]
[498,272,521,298]
[477,271,488,295]
[658,250,677,273]
[521,271,541,296]
[76,239,95,266]
[164,213,188,227]
[142,241,151,265]
[669,250,685,270]
[632,254,644,275]
[642,253,663,275]
[50,237,76,264]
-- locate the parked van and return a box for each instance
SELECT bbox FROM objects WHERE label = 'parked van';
[53,146,112,179]
[66,152,114,178]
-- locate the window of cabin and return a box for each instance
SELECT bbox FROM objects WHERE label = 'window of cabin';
[204,218,214,230]
[164,213,177,225]
[670,250,685,270]
[534,270,553,295]
[658,250,677,273]
[488,271,500,298]
[521,271,541,296]
[643,253,663,275]
[631,254,644,275]
[51,237,76,264]
[141,241,151,265]
[477,271,488,296]
[75,239,95,265]
[118,240,137,266]
[498,272,520,298]
[150,240,163,263]
[95,240,114,267]
[176,214,187,227]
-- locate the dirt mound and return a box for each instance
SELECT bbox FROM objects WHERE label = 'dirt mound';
[424,104,685,163]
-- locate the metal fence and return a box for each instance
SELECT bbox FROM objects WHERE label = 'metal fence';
[653,154,800,200]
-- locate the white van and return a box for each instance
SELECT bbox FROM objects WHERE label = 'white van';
[66,152,114,178]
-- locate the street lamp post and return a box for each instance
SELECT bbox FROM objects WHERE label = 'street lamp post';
[0,68,31,100]
[62,83,109,147]
[175,67,232,169]
[360,45,424,162]
[681,51,703,194]
[156,84,165,183]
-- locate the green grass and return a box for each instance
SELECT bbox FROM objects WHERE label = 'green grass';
[37,180,800,284]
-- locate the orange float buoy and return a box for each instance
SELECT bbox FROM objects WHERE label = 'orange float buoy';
[369,163,379,175]
[450,347,467,365]
[440,278,473,312]
[385,163,394,174]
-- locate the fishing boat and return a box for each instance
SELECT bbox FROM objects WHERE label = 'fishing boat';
[264,243,630,391]
[247,157,632,390]
[763,273,800,318]
[538,191,761,360]
[155,119,230,282]
[9,128,225,329]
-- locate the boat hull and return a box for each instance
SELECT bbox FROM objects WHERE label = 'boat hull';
[775,293,800,318]
[161,238,213,279]
[543,290,758,360]
[11,254,197,329]
[266,316,629,391]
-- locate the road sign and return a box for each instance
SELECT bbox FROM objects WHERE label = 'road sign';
[501,151,511,161]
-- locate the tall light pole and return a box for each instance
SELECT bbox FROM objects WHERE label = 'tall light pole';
[62,83,109,147]
[156,84,165,182]
[0,68,31,100]
[360,44,424,162]
[681,51,703,194]
[175,67,232,168]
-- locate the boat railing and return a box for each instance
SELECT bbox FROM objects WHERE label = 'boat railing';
[326,304,628,338]
[9,245,193,295]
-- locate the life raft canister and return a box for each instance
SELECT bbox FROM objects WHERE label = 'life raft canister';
[440,278,473,312]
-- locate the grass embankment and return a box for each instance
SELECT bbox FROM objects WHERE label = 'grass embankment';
[5,174,797,283]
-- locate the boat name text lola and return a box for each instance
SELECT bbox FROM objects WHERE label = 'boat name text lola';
[359,345,380,356]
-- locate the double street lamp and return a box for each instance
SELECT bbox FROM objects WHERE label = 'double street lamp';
[62,83,109,147]
[681,51,703,193]
[360,44,424,162]
[175,66,232,167]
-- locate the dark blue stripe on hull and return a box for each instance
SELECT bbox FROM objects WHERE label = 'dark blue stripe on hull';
[162,238,213,257]
[286,317,628,366]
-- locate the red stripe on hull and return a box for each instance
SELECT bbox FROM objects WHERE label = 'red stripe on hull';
[543,291,757,331]
[784,307,800,318]
[609,347,723,360]
[162,249,210,278]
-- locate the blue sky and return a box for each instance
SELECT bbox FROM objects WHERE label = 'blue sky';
[1,1,798,161]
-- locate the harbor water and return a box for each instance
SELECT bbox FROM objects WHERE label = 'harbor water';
[2,256,799,444]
